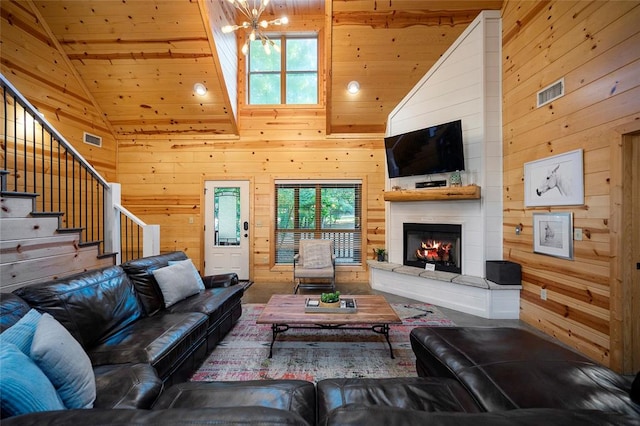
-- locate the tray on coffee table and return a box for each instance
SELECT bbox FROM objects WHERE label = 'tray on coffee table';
[304,297,357,313]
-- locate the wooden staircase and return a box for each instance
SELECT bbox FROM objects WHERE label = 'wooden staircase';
[0,191,116,293]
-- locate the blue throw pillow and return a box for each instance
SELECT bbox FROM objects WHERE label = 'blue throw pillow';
[0,309,42,354]
[30,313,96,409]
[0,343,65,417]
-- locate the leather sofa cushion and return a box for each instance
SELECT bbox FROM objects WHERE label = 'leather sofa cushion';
[0,294,31,332]
[153,380,316,425]
[121,251,188,316]
[93,363,162,409]
[2,407,312,426]
[167,286,243,326]
[88,311,207,380]
[325,406,640,426]
[410,327,640,415]
[13,266,143,348]
[317,377,481,425]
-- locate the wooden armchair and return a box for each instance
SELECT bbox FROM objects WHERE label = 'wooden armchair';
[293,239,336,294]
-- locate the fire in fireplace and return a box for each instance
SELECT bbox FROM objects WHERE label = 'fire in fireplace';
[403,223,462,273]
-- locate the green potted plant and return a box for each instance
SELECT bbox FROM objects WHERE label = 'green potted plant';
[374,248,386,262]
[319,291,341,307]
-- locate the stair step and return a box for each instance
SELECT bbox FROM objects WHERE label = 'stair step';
[0,249,115,292]
[0,217,64,240]
[0,234,83,263]
[1,196,35,218]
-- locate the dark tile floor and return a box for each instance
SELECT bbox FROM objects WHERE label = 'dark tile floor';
[242,281,528,328]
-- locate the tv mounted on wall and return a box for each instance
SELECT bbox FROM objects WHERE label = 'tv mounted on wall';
[384,119,465,179]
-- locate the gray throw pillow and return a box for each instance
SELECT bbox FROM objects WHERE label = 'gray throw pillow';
[153,261,203,307]
[167,259,205,290]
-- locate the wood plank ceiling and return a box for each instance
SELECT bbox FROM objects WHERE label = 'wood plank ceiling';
[29,0,502,137]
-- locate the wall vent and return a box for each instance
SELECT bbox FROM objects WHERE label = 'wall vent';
[83,132,102,147]
[537,78,564,108]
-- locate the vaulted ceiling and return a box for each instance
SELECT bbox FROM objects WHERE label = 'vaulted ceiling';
[26,0,502,137]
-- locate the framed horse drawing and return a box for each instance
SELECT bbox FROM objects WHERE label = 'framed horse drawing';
[533,212,574,260]
[524,149,584,207]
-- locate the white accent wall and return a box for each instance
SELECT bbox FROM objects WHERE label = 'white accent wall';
[384,10,503,278]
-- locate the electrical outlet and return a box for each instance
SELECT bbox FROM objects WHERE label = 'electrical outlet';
[574,228,583,241]
[189,217,194,224]
[540,289,547,300]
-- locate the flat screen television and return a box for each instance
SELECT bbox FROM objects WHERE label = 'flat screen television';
[385,119,465,178]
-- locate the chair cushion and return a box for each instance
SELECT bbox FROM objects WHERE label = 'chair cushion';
[153,261,203,308]
[302,240,333,268]
[0,343,65,418]
[30,313,96,409]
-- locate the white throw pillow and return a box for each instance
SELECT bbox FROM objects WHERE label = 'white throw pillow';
[153,261,203,307]
[30,313,96,409]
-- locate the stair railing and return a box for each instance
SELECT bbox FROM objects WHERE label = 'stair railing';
[1,73,159,263]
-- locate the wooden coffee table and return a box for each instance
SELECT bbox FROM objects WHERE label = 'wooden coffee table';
[256,294,402,358]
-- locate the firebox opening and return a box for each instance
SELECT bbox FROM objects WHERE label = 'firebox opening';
[403,223,462,274]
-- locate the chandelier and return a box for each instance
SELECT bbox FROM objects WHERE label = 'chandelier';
[221,0,289,55]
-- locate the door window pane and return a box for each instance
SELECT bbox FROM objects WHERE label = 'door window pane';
[214,187,240,246]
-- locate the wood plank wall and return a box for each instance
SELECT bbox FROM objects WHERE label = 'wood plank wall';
[501,0,640,367]
[117,132,387,284]
[0,1,117,181]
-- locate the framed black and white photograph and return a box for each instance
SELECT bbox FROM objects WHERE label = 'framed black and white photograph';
[524,149,584,207]
[533,212,573,260]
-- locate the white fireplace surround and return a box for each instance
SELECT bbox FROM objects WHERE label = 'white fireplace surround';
[370,11,520,319]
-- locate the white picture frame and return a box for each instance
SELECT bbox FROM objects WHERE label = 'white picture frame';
[524,149,584,207]
[533,212,573,260]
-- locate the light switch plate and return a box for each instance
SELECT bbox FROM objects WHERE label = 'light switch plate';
[574,228,583,241]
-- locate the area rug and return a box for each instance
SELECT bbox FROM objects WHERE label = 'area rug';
[190,303,455,383]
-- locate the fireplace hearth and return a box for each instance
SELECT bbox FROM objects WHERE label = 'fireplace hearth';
[403,223,462,273]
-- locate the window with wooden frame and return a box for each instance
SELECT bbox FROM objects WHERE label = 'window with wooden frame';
[275,181,362,265]
[248,35,318,105]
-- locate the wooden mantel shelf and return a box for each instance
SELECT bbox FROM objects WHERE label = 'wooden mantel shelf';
[383,185,481,202]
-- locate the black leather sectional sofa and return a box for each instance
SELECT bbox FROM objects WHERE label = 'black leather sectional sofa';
[1,251,244,414]
[2,251,639,425]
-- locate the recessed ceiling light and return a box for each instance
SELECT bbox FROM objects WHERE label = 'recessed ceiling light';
[194,82,207,96]
[347,81,360,94]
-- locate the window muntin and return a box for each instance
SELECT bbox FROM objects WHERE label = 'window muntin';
[275,182,362,265]
[248,36,318,105]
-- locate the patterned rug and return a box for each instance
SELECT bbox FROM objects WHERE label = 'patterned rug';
[191,303,455,383]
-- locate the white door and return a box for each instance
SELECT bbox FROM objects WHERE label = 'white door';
[204,180,250,279]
